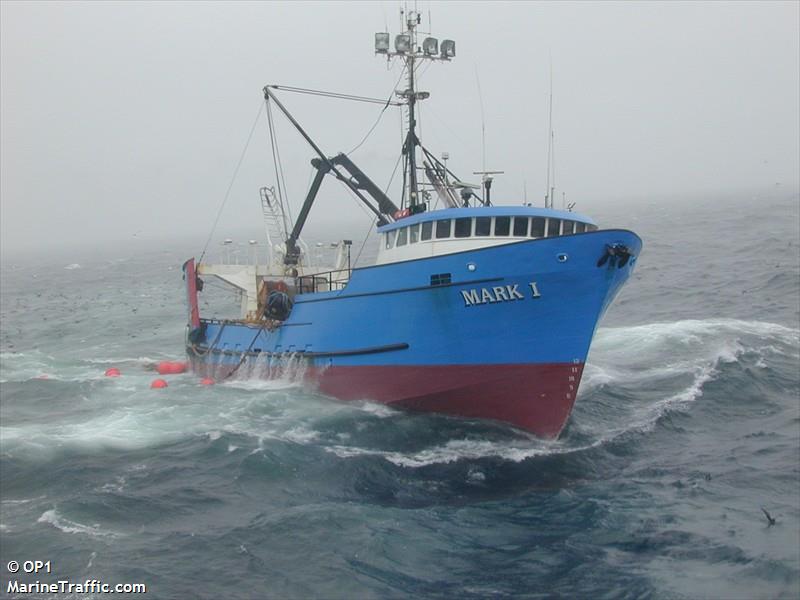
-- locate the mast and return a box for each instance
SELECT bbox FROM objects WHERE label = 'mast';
[375,9,456,214]
[545,59,555,209]
[406,48,419,208]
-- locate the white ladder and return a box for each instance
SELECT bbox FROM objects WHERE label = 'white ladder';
[259,186,289,264]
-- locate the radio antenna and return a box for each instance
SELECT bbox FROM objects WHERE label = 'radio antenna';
[475,65,487,174]
[545,57,554,209]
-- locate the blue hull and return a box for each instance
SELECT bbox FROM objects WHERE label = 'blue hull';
[187,229,642,436]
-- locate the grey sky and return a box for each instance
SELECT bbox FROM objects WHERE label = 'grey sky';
[1,1,798,258]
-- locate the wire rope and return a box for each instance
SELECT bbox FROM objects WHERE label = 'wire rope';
[198,101,264,265]
[267,85,402,106]
[352,152,403,267]
[266,98,294,226]
[346,64,408,156]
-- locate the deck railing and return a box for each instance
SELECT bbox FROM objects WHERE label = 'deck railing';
[295,268,352,294]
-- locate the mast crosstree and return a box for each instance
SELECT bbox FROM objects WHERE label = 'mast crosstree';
[375,9,456,213]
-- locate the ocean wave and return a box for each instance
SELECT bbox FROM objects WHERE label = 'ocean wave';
[221,377,303,391]
[0,352,172,383]
[594,318,798,354]
[351,401,400,418]
[37,509,120,538]
[1,495,47,505]
[584,318,797,395]
[2,318,794,462]
[325,437,606,467]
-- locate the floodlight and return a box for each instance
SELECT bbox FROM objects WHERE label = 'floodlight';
[422,37,438,56]
[395,34,411,53]
[441,39,456,58]
[375,32,390,53]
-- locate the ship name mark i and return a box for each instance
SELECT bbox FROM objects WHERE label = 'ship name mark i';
[460,282,541,307]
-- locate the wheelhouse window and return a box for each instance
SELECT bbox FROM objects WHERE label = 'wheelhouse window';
[575,222,586,233]
[397,227,408,246]
[475,216,491,236]
[587,224,599,231]
[494,216,511,236]
[513,217,529,236]
[385,231,395,249]
[531,217,546,237]
[454,217,472,238]
[435,219,452,239]
[562,220,574,235]
[421,221,433,241]
[547,219,561,237]
[409,223,420,244]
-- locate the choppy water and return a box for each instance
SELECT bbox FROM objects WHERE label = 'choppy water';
[1,191,798,599]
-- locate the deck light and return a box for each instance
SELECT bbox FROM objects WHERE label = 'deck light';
[395,34,411,53]
[375,32,390,53]
[422,37,438,56]
[441,39,456,58]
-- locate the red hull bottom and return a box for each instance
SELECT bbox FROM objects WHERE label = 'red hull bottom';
[313,363,583,438]
[190,357,584,438]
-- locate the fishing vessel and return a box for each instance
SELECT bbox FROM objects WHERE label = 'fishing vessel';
[182,11,642,438]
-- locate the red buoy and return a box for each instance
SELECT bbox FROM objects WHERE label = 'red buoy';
[156,361,187,375]
[150,378,168,389]
[200,377,215,386]
[105,368,121,377]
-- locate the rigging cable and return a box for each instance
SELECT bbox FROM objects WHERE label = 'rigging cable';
[198,100,264,265]
[267,85,402,106]
[265,96,295,227]
[266,100,294,223]
[346,64,408,156]
[221,323,269,380]
[351,151,404,268]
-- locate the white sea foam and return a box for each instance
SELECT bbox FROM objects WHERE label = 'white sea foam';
[1,496,46,505]
[352,401,399,418]
[222,378,302,391]
[325,437,604,467]
[281,426,321,444]
[98,476,126,494]
[83,356,164,366]
[37,509,119,538]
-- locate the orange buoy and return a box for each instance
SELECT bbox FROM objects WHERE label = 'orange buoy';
[150,378,168,389]
[105,368,121,377]
[200,377,215,386]
[156,361,187,375]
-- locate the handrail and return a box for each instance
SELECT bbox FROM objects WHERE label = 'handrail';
[295,267,352,294]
